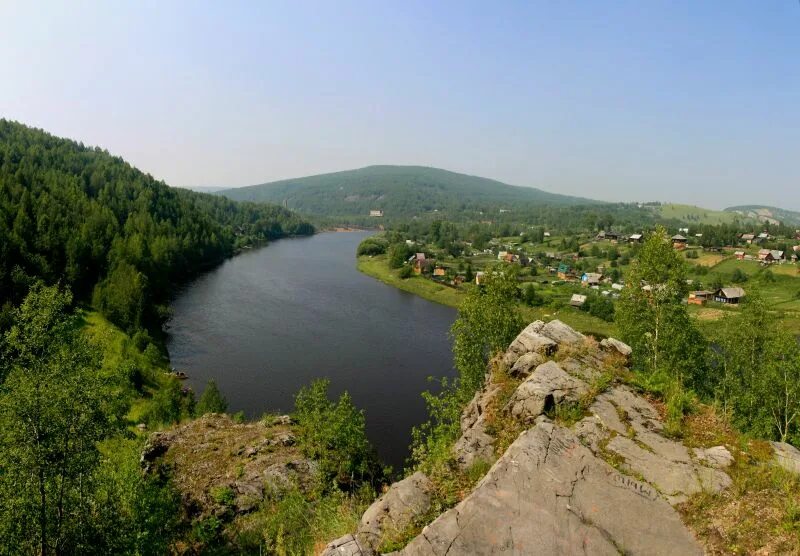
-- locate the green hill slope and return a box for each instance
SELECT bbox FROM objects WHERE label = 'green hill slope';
[0,119,313,331]
[218,165,599,220]
[725,205,800,227]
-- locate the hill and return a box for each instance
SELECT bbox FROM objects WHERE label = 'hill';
[0,119,313,331]
[725,205,800,227]
[218,165,599,221]
[650,203,746,226]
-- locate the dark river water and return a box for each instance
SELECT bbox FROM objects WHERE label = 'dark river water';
[166,231,457,469]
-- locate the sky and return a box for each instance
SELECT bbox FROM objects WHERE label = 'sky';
[0,1,798,209]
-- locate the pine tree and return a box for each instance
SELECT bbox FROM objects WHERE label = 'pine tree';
[196,379,228,415]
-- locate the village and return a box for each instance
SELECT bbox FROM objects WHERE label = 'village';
[360,224,800,335]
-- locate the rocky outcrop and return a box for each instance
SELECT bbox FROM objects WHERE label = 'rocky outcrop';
[507,360,589,423]
[394,423,703,556]
[600,337,632,359]
[357,472,434,550]
[452,375,503,468]
[771,441,800,475]
[141,413,315,518]
[335,319,738,555]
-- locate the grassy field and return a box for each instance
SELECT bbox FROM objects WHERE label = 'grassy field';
[357,256,617,337]
[655,203,742,225]
[357,255,465,307]
[686,257,800,333]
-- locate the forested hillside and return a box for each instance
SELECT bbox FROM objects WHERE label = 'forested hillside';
[0,120,313,331]
[218,165,598,221]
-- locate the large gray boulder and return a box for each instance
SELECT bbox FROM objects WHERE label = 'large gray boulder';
[508,351,545,378]
[393,423,703,555]
[600,337,633,358]
[356,472,434,550]
[503,321,555,367]
[321,534,372,556]
[507,361,589,423]
[540,319,586,346]
[771,441,800,475]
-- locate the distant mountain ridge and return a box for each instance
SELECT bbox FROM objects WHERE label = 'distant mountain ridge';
[217,165,599,219]
[725,205,800,227]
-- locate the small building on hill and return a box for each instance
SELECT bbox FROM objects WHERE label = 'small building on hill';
[688,291,712,306]
[629,233,644,243]
[734,250,746,260]
[557,263,573,280]
[671,235,688,250]
[714,287,746,305]
[369,209,384,217]
[740,233,755,244]
[581,272,602,287]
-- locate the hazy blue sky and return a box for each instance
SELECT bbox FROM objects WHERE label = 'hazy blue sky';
[1,1,798,209]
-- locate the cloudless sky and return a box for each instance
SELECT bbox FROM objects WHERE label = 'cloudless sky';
[1,1,798,209]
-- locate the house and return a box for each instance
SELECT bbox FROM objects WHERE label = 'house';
[503,253,519,264]
[714,287,746,304]
[679,227,689,235]
[497,251,509,260]
[758,232,770,241]
[369,210,384,217]
[671,235,688,250]
[581,272,602,287]
[629,233,644,243]
[740,233,755,244]
[597,230,620,241]
[433,267,446,277]
[475,271,486,285]
[413,253,432,274]
[688,290,712,306]
[557,263,573,280]
[791,254,798,263]
[758,249,784,262]
[544,232,551,237]
[734,250,746,260]
[570,294,587,308]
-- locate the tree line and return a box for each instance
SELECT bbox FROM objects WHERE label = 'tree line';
[0,119,313,333]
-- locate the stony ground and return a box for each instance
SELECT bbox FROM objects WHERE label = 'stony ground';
[323,320,800,555]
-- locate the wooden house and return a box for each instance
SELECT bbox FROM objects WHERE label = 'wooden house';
[688,291,712,306]
[433,267,446,277]
[629,233,644,243]
[557,263,573,280]
[671,234,688,250]
[734,251,746,260]
[714,287,746,305]
[581,272,602,287]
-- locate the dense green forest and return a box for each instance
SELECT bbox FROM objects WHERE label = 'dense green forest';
[0,120,313,332]
[217,165,599,221]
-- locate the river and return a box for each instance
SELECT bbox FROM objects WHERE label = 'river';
[166,231,457,469]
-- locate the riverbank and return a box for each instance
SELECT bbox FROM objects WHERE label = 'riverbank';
[357,254,617,337]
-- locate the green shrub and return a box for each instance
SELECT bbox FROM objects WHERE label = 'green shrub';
[293,379,382,487]
[196,379,228,415]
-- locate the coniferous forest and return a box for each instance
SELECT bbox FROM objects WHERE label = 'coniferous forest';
[0,119,314,332]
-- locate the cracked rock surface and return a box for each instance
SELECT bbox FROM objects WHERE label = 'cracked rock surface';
[392,423,702,556]
[332,320,735,555]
